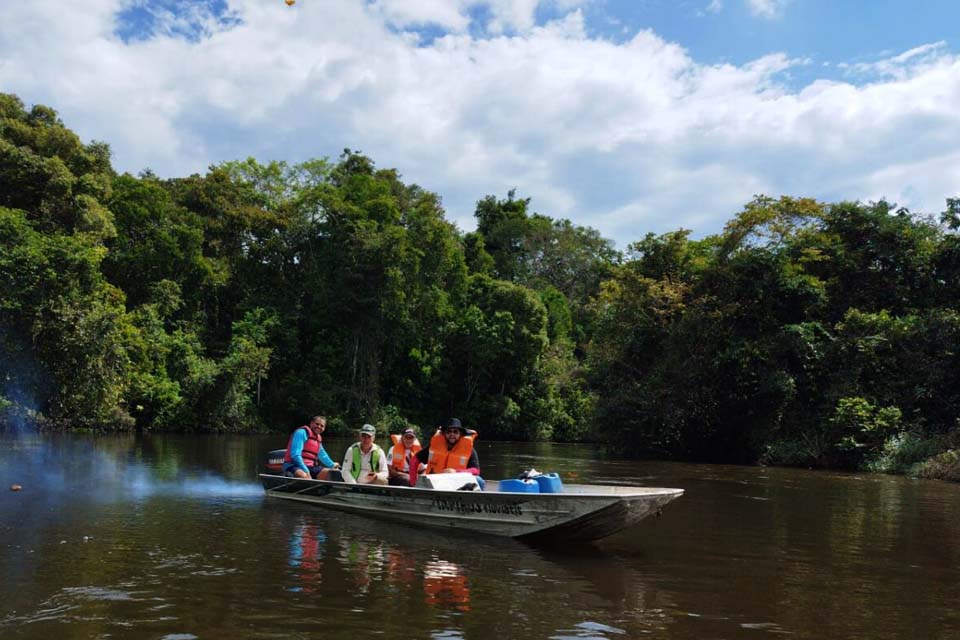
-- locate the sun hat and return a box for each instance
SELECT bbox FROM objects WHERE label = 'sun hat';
[359,424,376,436]
[443,417,465,432]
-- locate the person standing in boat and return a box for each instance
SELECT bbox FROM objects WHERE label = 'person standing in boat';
[342,424,389,485]
[283,415,340,479]
[410,418,483,488]
[386,427,425,487]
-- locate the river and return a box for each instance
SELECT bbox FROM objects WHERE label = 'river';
[1,433,958,639]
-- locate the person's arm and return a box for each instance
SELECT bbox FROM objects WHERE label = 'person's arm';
[289,429,310,474]
[316,444,336,469]
[410,448,429,486]
[341,445,356,484]
[374,445,389,482]
[386,446,402,478]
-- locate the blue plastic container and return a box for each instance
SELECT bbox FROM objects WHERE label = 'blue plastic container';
[498,478,540,493]
[534,473,563,493]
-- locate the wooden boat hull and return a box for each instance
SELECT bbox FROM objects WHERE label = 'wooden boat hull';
[259,474,683,542]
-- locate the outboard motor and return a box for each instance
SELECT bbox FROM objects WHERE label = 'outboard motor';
[264,449,286,475]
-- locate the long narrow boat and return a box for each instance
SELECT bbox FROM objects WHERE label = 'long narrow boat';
[259,473,683,542]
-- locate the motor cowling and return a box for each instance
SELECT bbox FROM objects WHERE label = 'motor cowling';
[264,449,286,475]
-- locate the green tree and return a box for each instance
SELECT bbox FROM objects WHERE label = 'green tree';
[0,206,133,427]
[103,174,215,312]
[0,94,115,241]
[444,274,549,438]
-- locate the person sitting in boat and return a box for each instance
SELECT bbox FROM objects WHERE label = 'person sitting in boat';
[283,415,340,479]
[410,418,483,488]
[386,427,425,487]
[342,424,389,485]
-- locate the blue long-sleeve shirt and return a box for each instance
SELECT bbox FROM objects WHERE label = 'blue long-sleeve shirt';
[288,428,335,474]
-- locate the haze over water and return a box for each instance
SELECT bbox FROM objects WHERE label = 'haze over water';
[1,433,958,639]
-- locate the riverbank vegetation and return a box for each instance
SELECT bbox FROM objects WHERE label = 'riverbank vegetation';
[1,93,958,481]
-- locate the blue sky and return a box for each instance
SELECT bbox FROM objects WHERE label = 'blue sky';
[115,0,241,43]
[588,1,958,64]
[2,0,958,244]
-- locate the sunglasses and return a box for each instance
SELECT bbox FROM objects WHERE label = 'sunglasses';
[360,433,373,438]
[443,428,462,434]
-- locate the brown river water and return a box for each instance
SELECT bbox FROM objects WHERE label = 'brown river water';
[1,433,958,639]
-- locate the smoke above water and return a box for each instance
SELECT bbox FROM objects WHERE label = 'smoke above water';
[2,432,263,504]
[1,338,260,502]
[125,472,263,500]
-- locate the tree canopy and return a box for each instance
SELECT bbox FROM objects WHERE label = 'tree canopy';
[2,94,958,481]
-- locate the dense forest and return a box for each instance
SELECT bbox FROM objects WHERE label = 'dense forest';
[1,93,958,480]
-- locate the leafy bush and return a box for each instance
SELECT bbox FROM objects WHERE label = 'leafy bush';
[761,433,828,467]
[865,432,940,474]
[827,397,902,467]
[323,415,351,437]
[916,450,960,482]
[371,404,412,437]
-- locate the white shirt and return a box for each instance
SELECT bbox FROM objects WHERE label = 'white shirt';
[341,443,389,484]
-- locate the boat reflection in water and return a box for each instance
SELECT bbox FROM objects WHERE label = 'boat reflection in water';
[283,510,473,612]
[286,519,327,593]
[272,503,673,637]
[423,559,471,612]
[338,538,384,595]
[385,547,417,586]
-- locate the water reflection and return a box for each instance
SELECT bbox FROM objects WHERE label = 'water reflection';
[385,547,417,586]
[266,500,663,637]
[423,559,471,612]
[287,519,327,592]
[338,537,384,595]
[282,512,475,612]
[2,434,959,640]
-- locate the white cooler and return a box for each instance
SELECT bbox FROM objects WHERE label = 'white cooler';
[415,472,480,491]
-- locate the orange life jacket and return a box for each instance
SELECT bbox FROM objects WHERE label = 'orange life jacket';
[389,434,422,470]
[425,430,477,474]
[424,560,471,612]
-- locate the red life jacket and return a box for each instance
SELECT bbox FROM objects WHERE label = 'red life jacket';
[284,426,322,467]
[389,434,422,470]
[425,430,477,474]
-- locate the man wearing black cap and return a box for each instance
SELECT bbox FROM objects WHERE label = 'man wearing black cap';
[410,418,480,486]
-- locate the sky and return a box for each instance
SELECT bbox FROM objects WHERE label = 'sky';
[1,0,958,245]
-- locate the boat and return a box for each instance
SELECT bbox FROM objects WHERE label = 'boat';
[259,470,683,542]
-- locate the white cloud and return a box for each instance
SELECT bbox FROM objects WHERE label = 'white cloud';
[706,0,724,14]
[550,0,593,10]
[858,150,960,213]
[370,0,562,36]
[483,0,540,34]
[843,41,948,80]
[746,0,791,19]
[370,0,472,33]
[0,1,958,246]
